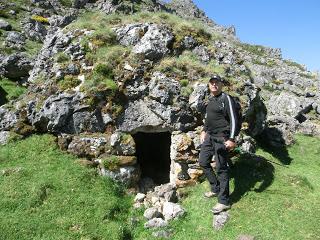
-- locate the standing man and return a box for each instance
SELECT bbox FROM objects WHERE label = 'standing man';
[199,74,239,214]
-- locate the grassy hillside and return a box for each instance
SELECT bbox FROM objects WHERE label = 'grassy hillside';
[1,134,320,240]
[0,135,132,240]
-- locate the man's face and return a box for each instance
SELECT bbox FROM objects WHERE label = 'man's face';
[208,79,223,95]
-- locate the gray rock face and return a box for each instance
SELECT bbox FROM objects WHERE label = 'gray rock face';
[148,72,180,105]
[48,13,77,28]
[264,115,298,146]
[115,23,148,46]
[100,165,140,187]
[0,131,10,145]
[117,99,166,133]
[28,29,74,83]
[23,20,47,42]
[67,135,108,158]
[0,19,12,31]
[162,202,185,220]
[268,91,313,119]
[110,132,136,155]
[189,82,208,114]
[132,24,173,61]
[5,31,26,50]
[0,107,17,131]
[144,218,168,229]
[192,45,211,63]
[28,92,105,134]
[0,53,33,80]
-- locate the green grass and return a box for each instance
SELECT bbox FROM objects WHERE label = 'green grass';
[131,134,320,240]
[0,78,27,102]
[0,134,133,240]
[1,131,320,239]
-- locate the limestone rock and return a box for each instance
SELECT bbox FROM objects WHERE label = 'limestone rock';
[162,202,185,220]
[0,19,12,31]
[110,132,136,155]
[115,23,148,46]
[144,207,163,220]
[5,31,26,50]
[117,99,166,133]
[268,91,313,119]
[100,165,140,187]
[0,53,33,80]
[192,45,211,63]
[132,24,173,61]
[144,218,168,229]
[67,135,109,158]
[0,107,17,131]
[148,72,180,105]
[28,92,105,134]
[0,131,10,145]
[134,193,146,203]
[213,211,230,230]
[23,20,47,42]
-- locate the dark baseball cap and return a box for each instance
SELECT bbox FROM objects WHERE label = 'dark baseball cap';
[208,74,223,83]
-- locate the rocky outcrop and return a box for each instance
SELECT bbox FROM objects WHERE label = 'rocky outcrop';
[116,23,174,61]
[0,53,33,80]
[27,92,106,134]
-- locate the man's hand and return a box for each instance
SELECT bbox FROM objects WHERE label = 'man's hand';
[200,131,207,144]
[224,139,236,151]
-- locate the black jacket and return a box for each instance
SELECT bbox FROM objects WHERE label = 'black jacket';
[203,92,239,140]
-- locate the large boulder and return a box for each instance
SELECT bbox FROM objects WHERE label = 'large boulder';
[0,53,33,80]
[5,31,26,50]
[27,92,105,134]
[0,107,17,131]
[132,24,173,61]
[148,72,180,105]
[267,91,313,119]
[23,20,47,42]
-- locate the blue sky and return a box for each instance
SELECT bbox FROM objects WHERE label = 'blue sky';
[192,0,320,72]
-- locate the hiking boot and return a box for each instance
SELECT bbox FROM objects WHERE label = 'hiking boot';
[211,203,231,214]
[204,191,218,198]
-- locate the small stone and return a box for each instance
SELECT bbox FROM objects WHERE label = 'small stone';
[144,207,163,220]
[237,234,257,240]
[134,193,146,203]
[0,19,12,31]
[213,211,230,230]
[144,218,168,229]
[162,202,185,221]
[152,230,172,239]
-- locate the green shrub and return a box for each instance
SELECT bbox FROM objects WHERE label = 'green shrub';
[239,43,267,56]
[55,52,70,63]
[94,63,114,78]
[181,86,194,97]
[180,79,189,87]
[58,75,81,90]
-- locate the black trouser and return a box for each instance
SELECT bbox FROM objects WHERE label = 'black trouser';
[199,134,230,205]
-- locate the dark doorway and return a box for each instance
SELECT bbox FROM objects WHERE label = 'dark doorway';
[133,132,171,184]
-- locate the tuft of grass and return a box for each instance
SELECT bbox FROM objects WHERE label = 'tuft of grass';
[284,59,306,71]
[0,134,133,240]
[55,52,70,63]
[57,75,81,91]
